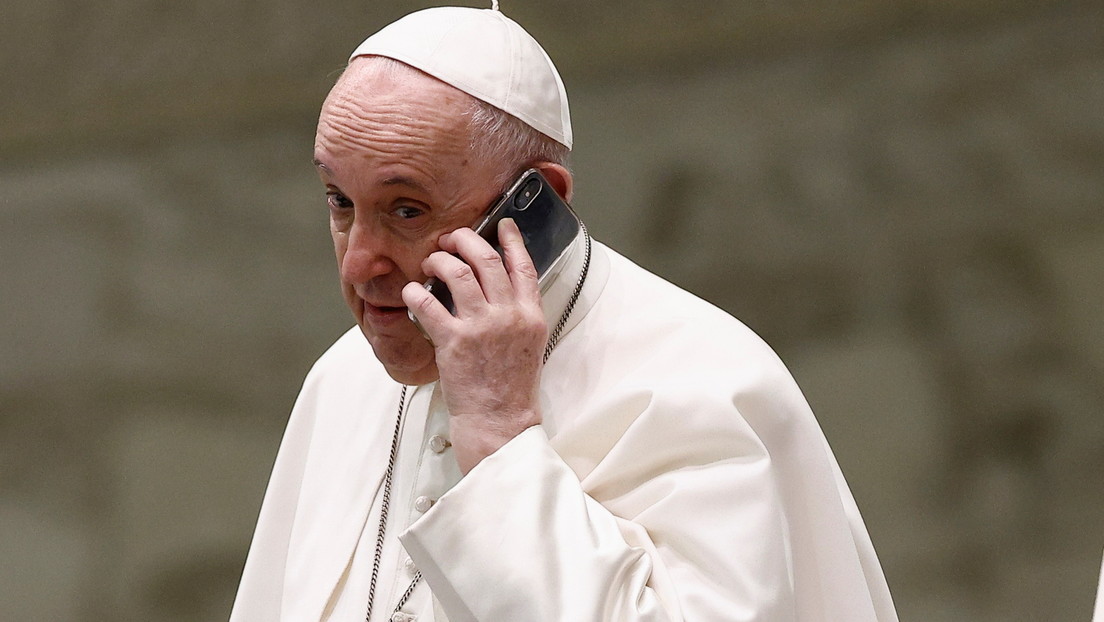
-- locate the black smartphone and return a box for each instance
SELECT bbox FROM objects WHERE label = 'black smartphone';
[419,168,582,318]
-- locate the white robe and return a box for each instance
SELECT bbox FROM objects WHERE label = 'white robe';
[230,235,899,621]
[1094,552,1103,622]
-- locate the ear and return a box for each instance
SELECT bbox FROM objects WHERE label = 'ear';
[532,162,574,203]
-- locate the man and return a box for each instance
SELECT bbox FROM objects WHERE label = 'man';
[230,5,899,621]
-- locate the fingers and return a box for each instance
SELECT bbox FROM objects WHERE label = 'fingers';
[431,226,522,306]
[414,221,540,330]
[498,218,541,306]
[421,249,486,314]
[402,280,452,340]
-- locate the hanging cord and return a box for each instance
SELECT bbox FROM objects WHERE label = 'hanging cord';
[544,223,591,364]
[365,386,411,622]
[491,0,500,11]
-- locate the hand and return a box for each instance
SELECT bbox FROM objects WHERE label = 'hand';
[402,218,546,473]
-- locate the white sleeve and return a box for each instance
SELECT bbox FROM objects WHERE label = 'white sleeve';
[400,369,896,622]
[400,426,678,622]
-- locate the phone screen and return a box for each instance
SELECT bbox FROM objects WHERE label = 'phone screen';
[423,168,582,316]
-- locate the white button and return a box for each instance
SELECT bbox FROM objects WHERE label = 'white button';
[414,495,435,512]
[390,613,414,622]
[428,435,450,453]
[404,557,418,574]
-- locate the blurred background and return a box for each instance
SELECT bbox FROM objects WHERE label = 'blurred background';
[1,0,1102,620]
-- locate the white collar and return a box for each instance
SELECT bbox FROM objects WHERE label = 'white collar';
[537,228,610,349]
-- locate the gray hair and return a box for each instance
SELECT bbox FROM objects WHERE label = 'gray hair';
[465,96,570,191]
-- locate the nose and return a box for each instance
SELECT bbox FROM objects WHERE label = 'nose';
[340,221,399,285]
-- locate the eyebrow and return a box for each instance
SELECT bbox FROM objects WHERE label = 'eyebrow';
[312,158,430,195]
[380,175,429,194]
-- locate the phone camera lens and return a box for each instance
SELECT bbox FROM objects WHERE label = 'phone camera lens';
[514,179,542,211]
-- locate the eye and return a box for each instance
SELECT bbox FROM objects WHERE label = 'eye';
[326,191,353,209]
[393,204,426,220]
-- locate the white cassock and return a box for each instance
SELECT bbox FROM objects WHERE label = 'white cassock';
[1094,552,1103,622]
[229,233,899,622]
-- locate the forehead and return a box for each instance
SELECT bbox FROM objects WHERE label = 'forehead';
[316,58,474,162]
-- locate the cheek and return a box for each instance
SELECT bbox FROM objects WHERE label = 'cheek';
[331,231,350,269]
[395,241,435,281]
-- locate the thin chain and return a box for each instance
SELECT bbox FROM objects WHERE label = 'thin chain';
[393,569,422,612]
[365,385,409,622]
[366,224,591,620]
[544,222,591,364]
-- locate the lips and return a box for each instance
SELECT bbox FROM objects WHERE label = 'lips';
[362,300,410,326]
[367,301,405,310]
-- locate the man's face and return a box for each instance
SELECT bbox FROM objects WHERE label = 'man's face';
[314,59,506,385]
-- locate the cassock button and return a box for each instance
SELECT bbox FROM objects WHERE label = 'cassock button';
[428,435,450,454]
[414,495,435,512]
[404,557,418,575]
[390,613,414,622]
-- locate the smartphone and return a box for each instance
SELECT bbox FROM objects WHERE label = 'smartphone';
[417,168,582,319]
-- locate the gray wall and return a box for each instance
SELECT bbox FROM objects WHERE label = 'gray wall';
[2,1,1102,620]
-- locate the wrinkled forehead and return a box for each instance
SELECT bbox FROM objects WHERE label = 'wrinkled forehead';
[322,57,475,126]
[314,57,481,179]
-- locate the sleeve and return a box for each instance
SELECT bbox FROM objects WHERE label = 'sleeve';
[400,366,896,622]
[401,426,681,622]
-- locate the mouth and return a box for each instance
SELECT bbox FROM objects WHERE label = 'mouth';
[365,302,406,314]
[362,301,411,324]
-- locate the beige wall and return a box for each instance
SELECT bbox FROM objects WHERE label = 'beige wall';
[2,2,1102,620]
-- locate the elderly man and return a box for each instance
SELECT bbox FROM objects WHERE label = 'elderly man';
[230,5,898,622]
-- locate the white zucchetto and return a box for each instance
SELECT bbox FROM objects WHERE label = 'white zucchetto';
[348,6,573,149]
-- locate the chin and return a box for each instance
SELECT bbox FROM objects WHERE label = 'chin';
[383,364,440,387]
[358,323,440,386]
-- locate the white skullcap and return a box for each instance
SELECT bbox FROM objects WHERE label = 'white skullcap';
[349,6,572,149]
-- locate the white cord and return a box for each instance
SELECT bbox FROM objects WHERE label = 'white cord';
[491,0,500,11]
